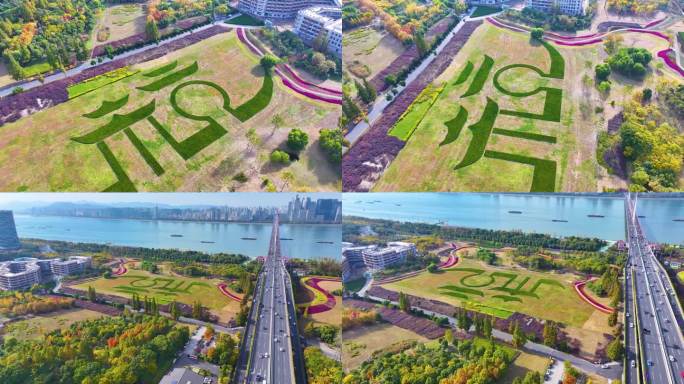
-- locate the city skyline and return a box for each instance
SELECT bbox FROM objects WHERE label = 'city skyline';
[0,192,341,210]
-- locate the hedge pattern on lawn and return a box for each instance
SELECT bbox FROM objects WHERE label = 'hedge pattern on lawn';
[136,61,199,92]
[82,95,130,119]
[227,74,273,122]
[143,60,179,77]
[492,128,557,143]
[499,87,563,122]
[123,128,165,176]
[440,106,468,146]
[438,267,566,303]
[484,150,556,192]
[148,115,226,161]
[72,100,156,144]
[454,61,474,85]
[388,84,444,141]
[454,98,498,170]
[67,67,139,99]
[97,141,137,192]
[461,55,495,98]
[0,25,231,128]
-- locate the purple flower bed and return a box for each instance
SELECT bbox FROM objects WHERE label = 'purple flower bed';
[342,20,483,191]
[0,25,231,127]
[369,16,455,93]
[93,33,148,57]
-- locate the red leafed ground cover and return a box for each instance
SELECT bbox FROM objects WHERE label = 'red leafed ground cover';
[236,27,342,105]
[304,276,340,314]
[217,283,243,303]
[573,278,615,314]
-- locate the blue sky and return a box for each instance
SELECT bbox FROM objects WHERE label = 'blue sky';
[0,193,341,208]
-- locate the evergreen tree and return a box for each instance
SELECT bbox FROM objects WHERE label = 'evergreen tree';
[543,321,557,347]
[146,19,160,42]
[4,53,25,80]
[363,78,377,101]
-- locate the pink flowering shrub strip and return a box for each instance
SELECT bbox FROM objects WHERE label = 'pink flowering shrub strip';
[304,276,340,314]
[574,278,614,313]
[217,283,243,303]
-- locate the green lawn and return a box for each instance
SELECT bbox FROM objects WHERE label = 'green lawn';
[23,61,53,77]
[228,14,264,26]
[1,308,105,341]
[344,277,367,293]
[0,30,339,192]
[72,269,237,311]
[374,22,578,192]
[471,6,502,18]
[383,258,596,327]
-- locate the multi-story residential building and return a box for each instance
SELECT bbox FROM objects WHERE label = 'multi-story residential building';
[293,6,342,57]
[0,259,41,290]
[0,210,21,251]
[525,0,584,15]
[0,256,92,291]
[50,256,92,276]
[237,0,339,20]
[361,242,416,272]
[468,0,504,6]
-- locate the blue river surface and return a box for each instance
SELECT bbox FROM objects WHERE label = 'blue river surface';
[343,193,684,245]
[14,214,341,260]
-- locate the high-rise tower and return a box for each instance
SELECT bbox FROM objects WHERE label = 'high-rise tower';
[0,211,21,250]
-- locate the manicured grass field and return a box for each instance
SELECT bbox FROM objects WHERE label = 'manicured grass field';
[343,27,406,81]
[372,23,588,192]
[1,308,105,341]
[342,323,428,371]
[343,277,367,293]
[228,14,264,26]
[68,67,139,99]
[0,30,339,192]
[471,6,502,18]
[500,350,550,384]
[383,258,596,327]
[72,268,238,315]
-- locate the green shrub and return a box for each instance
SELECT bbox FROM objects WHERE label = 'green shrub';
[233,172,249,183]
[319,128,343,164]
[270,150,290,164]
[287,128,309,151]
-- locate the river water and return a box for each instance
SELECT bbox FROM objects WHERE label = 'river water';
[343,193,684,245]
[14,214,341,259]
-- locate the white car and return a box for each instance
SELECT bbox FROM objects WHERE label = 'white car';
[630,322,634,328]
[670,355,676,362]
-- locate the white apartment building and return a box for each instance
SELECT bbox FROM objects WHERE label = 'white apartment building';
[294,6,342,57]
[50,256,92,276]
[237,0,339,20]
[525,0,584,15]
[0,256,92,291]
[0,259,41,291]
[361,242,416,272]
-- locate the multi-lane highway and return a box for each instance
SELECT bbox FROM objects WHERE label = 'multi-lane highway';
[625,192,684,384]
[234,213,303,384]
